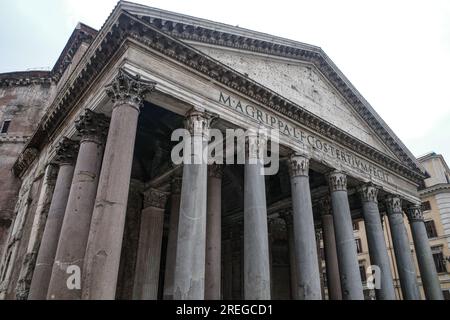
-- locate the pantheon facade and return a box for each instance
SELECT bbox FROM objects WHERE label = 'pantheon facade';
[0,2,444,300]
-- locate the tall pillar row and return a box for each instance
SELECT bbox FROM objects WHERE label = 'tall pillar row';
[358,184,396,300]
[163,177,182,300]
[385,196,421,300]
[288,154,322,300]
[205,164,223,300]
[328,171,364,300]
[28,138,78,300]
[47,109,109,300]
[319,196,342,300]
[173,111,210,300]
[133,189,168,300]
[82,70,156,300]
[406,205,444,300]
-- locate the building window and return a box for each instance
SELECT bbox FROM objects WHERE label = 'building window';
[443,290,450,300]
[359,264,366,282]
[355,238,363,254]
[353,221,360,231]
[421,201,431,212]
[0,120,11,134]
[431,247,447,273]
[425,220,438,238]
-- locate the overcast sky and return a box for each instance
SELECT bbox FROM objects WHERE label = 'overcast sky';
[1,0,449,163]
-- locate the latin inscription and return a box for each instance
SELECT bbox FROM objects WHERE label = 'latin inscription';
[219,92,390,182]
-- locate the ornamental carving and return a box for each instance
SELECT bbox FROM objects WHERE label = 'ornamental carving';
[208,163,224,178]
[406,205,424,222]
[185,110,210,139]
[143,188,168,209]
[75,109,110,142]
[171,176,182,195]
[328,171,347,192]
[54,137,79,165]
[319,196,332,216]
[359,184,379,203]
[105,68,157,108]
[288,154,309,177]
[245,131,267,160]
[385,196,402,216]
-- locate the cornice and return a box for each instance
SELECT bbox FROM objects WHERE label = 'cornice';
[0,71,55,87]
[12,10,425,184]
[419,183,450,197]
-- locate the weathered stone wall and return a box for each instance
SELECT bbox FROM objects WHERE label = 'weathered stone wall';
[0,83,55,258]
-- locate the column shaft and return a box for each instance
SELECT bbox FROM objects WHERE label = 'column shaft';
[173,111,209,300]
[359,184,396,300]
[162,178,181,300]
[205,165,223,300]
[29,138,77,300]
[328,171,364,300]
[132,189,167,300]
[47,111,108,300]
[407,205,443,300]
[243,132,270,300]
[286,220,299,300]
[288,155,322,300]
[385,197,420,300]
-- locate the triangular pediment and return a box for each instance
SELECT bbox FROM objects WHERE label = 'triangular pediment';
[189,44,399,159]
[119,1,423,173]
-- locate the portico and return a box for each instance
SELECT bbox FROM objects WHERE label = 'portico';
[2,2,443,301]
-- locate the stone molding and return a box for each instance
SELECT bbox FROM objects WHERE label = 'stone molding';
[75,109,110,143]
[328,171,347,192]
[143,188,169,209]
[359,184,379,203]
[406,205,424,222]
[288,154,309,177]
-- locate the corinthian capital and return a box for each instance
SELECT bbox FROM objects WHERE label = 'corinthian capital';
[105,69,156,109]
[185,110,210,139]
[385,196,402,216]
[406,205,424,222]
[75,109,110,143]
[54,137,79,165]
[245,130,267,161]
[358,184,379,203]
[143,188,169,209]
[208,163,224,178]
[288,154,309,177]
[328,171,347,192]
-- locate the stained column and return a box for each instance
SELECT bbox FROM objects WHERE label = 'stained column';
[163,177,182,300]
[406,205,444,300]
[133,189,168,300]
[319,197,342,300]
[243,131,271,300]
[82,70,156,300]
[288,154,322,300]
[173,111,209,300]
[283,212,299,300]
[328,171,364,300]
[359,184,396,300]
[385,196,420,300]
[205,164,223,300]
[47,110,109,300]
[28,138,78,300]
